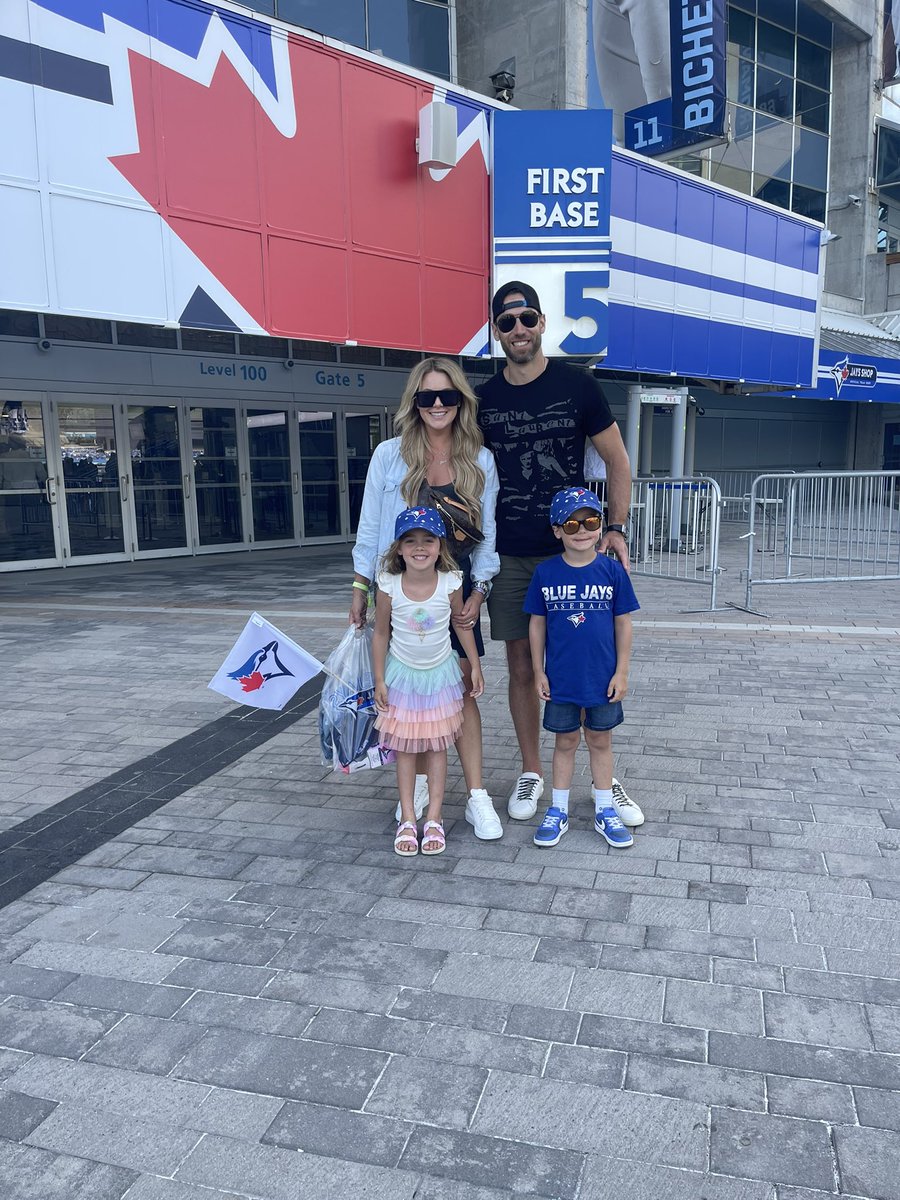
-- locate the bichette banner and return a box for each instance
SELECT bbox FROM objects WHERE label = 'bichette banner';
[208,613,323,712]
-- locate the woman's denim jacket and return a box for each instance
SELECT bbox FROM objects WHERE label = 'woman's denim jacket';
[352,437,501,584]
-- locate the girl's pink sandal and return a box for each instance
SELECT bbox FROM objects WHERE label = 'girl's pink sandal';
[421,820,446,856]
[394,821,418,857]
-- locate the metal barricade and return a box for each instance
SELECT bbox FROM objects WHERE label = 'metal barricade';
[630,476,723,610]
[700,467,795,519]
[743,471,900,609]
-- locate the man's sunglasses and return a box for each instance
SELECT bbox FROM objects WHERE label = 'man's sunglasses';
[495,309,541,334]
[415,389,462,408]
[558,515,602,535]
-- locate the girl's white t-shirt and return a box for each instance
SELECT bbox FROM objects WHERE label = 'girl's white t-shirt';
[378,569,463,669]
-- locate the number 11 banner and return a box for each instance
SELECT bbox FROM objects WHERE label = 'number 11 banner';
[491,108,613,359]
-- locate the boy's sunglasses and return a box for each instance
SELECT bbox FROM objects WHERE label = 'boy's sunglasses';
[559,515,602,535]
[495,309,541,334]
[415,389,462,408]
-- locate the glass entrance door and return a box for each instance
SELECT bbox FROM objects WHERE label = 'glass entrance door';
[126,404,188,555]
[344,410,385,534]
[0,394,58,568]
[298,410,340,539]
[57,402,127,560]
[188,405,245,549]
[246,407,296,543]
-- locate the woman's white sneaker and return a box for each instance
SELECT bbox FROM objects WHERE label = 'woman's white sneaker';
[507,773,544,820]
[465,789,503,840]
[611,778,644,827]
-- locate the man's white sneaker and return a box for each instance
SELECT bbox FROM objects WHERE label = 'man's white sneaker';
[611,777,644,827]
[465,789,503,840]
[395,774,429,823]
[508,773,544,820]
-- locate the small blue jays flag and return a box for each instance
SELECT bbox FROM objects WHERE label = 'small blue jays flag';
[208,613,323,711]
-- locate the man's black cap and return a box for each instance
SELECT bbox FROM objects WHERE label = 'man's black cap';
[491,280,542,322]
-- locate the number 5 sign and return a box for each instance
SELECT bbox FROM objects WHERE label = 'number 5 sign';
[491,109,613,358]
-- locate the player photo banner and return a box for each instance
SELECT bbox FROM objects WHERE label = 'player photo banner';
[588,0,726,156]
[491,109,613,359]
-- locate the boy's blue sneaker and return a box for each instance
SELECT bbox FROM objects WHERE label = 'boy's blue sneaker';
[533,806,569,847]
[595,806,634,848]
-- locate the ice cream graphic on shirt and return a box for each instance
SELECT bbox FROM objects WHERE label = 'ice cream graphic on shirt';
[408,607,435,640]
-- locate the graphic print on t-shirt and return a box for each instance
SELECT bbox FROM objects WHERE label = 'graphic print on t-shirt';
[477,360,615,557]
[523,554,639,707]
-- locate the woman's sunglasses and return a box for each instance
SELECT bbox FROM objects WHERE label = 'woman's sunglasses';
[415,389,462,408]
[495,309,541,334]
[558,515,602,535]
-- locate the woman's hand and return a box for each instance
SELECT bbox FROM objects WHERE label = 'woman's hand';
[453,590,483,631]
[469,666,484,699]
[349,587,368,629]
[375,681,389,712]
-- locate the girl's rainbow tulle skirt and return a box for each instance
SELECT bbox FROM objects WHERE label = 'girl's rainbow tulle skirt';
[375,650,464,753]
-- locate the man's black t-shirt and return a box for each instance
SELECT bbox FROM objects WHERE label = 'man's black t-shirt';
[476,359,615,557]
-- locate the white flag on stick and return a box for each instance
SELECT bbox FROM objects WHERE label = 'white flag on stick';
[208,613,323,711]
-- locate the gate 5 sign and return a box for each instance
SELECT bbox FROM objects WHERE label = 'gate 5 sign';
[492,109,613,358]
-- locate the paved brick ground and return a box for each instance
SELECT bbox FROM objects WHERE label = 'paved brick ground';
[1,544,899,1199]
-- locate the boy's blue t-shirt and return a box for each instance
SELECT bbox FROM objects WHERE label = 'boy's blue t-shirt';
[524,553,639,706]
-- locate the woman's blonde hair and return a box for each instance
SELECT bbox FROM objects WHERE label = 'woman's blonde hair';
[381,532,458,576]
[394,357,485,521]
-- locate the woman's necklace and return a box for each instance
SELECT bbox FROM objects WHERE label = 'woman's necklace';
[426,447,451,466]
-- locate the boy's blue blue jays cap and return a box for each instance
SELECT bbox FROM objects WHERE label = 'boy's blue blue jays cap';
[550,486,604,526]
[394,506,446,540]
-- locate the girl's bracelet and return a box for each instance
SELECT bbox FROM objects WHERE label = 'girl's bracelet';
[351,581,369,594]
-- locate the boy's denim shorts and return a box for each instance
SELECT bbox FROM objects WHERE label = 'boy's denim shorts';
[542,699,624,734]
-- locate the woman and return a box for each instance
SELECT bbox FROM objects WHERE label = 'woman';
[350,357,502,840]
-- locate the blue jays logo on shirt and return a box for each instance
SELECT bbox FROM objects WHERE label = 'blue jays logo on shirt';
[567,613,586,627]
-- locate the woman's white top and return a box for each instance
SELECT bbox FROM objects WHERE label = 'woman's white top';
[377,569,463,669]
[353,438,500,583]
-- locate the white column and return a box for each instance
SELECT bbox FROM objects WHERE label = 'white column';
[625,385,642,476]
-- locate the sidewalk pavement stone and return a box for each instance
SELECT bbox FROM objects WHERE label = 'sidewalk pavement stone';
[709,1108,835,1190]
[262,1098,413,1166]
[25,1103,201,1176]
[0,1090,58,1140]
[472,1071,708,1168]
[2,548,900,1199]
[0,1140,137,1200]
[578,1155,773,1200]
[398,1126,584,1197]
[174,1027,387,1106]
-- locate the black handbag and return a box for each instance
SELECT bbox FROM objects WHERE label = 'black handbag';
[426,489,484,559]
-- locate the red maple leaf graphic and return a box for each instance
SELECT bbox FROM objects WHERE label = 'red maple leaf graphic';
[110,39,488,352]
[238,670,265,692]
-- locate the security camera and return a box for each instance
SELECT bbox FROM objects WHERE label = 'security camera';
[37,338,51,352]
[490,59,516,104]
[283,358,295,370]
[849,194,861,206]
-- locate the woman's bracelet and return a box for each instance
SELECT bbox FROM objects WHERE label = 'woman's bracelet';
[351,581,369,594]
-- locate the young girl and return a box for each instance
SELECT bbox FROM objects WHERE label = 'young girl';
[373,507,483,856]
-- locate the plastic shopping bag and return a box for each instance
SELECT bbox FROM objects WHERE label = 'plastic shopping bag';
[319,624,395,773]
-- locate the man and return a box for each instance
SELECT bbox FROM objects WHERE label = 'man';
[475,280,640,824]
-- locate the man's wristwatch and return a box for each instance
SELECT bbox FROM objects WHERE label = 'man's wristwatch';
[606,524,628,537]
[471,580,491,597]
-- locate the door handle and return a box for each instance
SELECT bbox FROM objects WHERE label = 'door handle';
[292,471,299,495]
[44,476,57,504]
[120,475,129,501]
[183,473,192,499]
[241,471,248,497]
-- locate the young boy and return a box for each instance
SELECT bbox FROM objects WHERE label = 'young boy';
[524,487,641,848]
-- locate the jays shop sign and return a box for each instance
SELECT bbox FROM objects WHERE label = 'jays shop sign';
[492,109,613,357]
